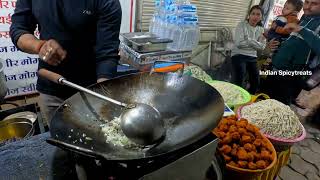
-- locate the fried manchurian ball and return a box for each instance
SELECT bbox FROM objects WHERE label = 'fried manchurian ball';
[238,128,247,135]
[236,120,247,128]
[229,125,237,133]
[232,143,239,149]
[219,124,229,133]
[256,160,267,169]
[246,124,257,133]
[247,152,255,162]
[244,143,254,152]
[248,162,258,170]
[261,139,274,152]
[220,118,229,125]
[265,160,271,167]
[261,139,269,148]
[248,151,260,161]
[246,124,259,133]
[228,161,238,167]
[255,132,263,139]
[261,150,271,161]
[221,135,233,144]
[227,119,236,126]
[261,147,267,151]
[251,144,257,152]
[215,131,226,139]
[241,135,252,144]
[238,161,248,168]
[246,132,256,142]
[231,132,241,141]
[237,147,248,160]
[219,145,232,154]
[253,139,262,147]
[239,118,248,124]
[223,154,232,162]
[231,148,238,157]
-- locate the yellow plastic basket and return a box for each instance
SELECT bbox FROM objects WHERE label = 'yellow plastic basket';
[224,148,291,180]
[250,93,270,103]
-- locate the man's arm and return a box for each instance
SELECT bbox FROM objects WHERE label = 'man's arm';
[9,0,42,54]
[10,0,67,66]
[285,23,320,56]
[299,27,320,56]
[275,16,299,35]
[95,0,122,81]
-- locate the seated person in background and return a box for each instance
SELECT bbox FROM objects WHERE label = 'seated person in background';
[265,0,303,42]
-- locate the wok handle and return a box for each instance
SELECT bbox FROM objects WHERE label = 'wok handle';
[38,69,64,84]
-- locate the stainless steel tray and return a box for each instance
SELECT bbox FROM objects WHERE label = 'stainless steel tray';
[119,42,192,70]
[120,32,173,53]
[120,32,157,46]
[131,38,173,53]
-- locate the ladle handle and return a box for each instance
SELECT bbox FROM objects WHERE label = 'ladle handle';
[38,68,63,84]
[38,69,128,107]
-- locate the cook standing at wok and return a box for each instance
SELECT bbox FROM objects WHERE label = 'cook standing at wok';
[10,0,122,126]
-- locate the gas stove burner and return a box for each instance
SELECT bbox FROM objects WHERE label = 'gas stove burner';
[70,134,222,180]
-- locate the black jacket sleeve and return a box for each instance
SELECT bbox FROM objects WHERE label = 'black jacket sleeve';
[9,0,37,47]
[95,0,122,79]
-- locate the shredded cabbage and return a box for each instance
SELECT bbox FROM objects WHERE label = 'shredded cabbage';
[209,81,246,105]
[101,117,142,149]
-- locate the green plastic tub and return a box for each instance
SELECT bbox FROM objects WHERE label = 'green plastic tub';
[206,80,251,109]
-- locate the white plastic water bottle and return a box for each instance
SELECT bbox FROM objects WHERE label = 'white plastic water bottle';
[159,16,169,38]
[149,15,156,34]
[154,16,162,36]
[167,15,177,40]
[182,16,200,51]
[168,19,185,51]
[149,0,161,34]
[192,21,200,50]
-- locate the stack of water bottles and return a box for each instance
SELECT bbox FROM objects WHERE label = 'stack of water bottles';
[149,0,200,51]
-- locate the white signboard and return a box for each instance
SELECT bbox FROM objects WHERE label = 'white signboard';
[0,0,133,98]
[0,0,39,98]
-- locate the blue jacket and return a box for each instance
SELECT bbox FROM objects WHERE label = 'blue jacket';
[272,15,320,71]
[10,0,122,99]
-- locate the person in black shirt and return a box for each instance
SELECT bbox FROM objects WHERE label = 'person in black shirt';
[10,0,122,126]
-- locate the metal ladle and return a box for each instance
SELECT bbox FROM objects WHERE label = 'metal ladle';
[38,69,165,146]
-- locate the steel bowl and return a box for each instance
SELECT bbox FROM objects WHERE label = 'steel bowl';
[0,118,35,144]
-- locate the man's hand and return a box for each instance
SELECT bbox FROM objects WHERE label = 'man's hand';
[39,39,67,66]
[262,38,280,56]
[284,23,302,33]
[267,38,280,52]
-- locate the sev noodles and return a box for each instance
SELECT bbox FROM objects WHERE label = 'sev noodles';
[241,99,302,139]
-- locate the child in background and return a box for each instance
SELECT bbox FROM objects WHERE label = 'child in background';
[265,0,303,42]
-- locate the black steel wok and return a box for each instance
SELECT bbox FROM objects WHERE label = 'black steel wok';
[47,72,224,161]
